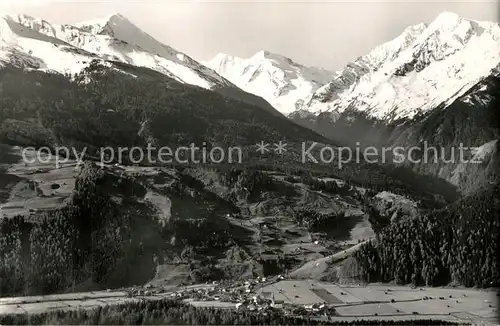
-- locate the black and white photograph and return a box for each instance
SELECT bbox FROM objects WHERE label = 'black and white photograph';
[0,0,498,324]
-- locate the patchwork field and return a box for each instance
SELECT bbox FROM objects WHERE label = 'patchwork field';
[1,280,496,324]
[257,280,498,324]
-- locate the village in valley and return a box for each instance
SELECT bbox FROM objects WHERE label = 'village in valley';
[121,275,497,324]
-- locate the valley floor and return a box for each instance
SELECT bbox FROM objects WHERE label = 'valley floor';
[0,279,496,325]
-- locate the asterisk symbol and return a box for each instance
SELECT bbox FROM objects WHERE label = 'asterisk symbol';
[255,141,270,154]
[274,141,287,154]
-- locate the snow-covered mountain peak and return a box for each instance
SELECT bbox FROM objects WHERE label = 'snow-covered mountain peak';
[414,12,477,51]
[410,12,498,61]
[248,50,319,70]
[2,14,58,40]
[75,13,175,55]
[252,50,269,58]
[0,12,234,89]
[251,50,286,61]
[75,12,130,34]
[302,11,500,121]
[205,53,244,75]
[212,52,242,62]
[361,22,428,68]
[5,13,47,26]
[205,50,335,114]
[304,21,429,107]
[105,12,128,22]
[431,11,462,27]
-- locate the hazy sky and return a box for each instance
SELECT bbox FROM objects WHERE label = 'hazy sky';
[1,0,498,70]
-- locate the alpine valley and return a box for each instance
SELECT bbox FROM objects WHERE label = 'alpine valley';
[0,10,498,325]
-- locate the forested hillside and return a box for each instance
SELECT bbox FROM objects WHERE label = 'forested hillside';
[353,182,500,287]
[0,162,165,296]
[0,60,323,154]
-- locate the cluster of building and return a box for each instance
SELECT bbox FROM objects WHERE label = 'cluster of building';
[174,276,277,303]
[231,292,336,319]
[125,276,336,318]
[126,283,168,297]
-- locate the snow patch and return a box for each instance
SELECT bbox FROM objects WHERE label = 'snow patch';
[471,140,498,162]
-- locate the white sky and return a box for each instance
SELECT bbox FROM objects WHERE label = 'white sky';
[0,0,498,70]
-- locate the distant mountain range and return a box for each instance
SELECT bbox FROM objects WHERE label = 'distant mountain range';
[3,11,498,122]
[207,12,500,123]
[204,12,500,194]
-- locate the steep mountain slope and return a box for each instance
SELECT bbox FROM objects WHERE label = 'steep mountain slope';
[204,51,335,114]
[295,69,500,195]
[290,12,500,194]
[353,181,500,288]
[392,72,500,193]
[0,61,326,156]
[296,12,500,121]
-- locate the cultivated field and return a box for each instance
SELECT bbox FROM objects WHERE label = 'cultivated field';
[0,280,496,324]
[257,280,498,324]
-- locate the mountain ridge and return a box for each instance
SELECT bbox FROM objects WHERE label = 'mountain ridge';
[204,50,335,114]
[0,12,292,118]
[0,12,234,90]
[202,11,500,122]
[301,11,500,121]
